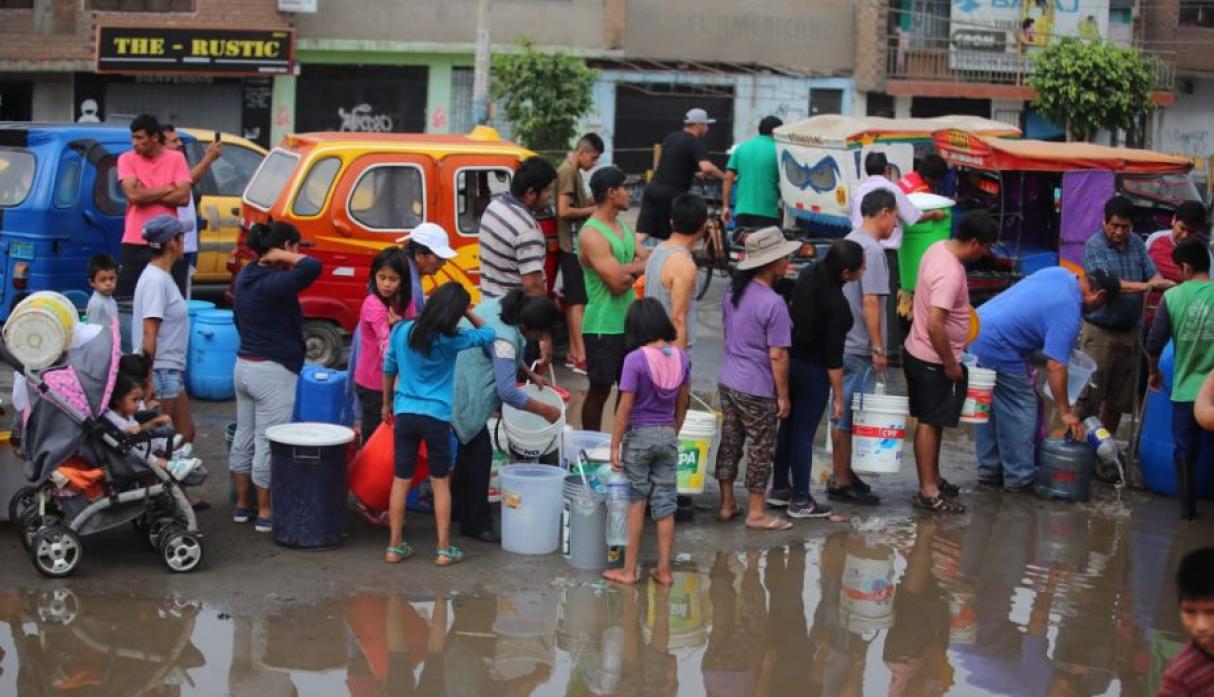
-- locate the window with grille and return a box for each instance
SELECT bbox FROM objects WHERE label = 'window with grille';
[1180,1,1214,28]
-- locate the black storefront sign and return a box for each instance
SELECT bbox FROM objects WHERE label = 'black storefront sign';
[97,27,295,77]
[295,65,428,134]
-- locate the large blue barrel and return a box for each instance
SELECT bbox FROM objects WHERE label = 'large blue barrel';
[187,309,239,400]
[184,299,216,380]
[266,422,356,549]
[293,364,355,425]
[1139,342,1214,498]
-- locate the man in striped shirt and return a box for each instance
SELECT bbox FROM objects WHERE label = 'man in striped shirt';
[478,156,558,299]
[1159,547,1214,697]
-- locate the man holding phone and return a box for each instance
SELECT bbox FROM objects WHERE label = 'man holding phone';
[161,124,223,298]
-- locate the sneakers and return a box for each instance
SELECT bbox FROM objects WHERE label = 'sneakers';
[766,488,792,508]
[565,356,588,376]
[167,457,202,482]
[254,517,273,533]
[173,442,193,459]
[787,497,833,519]
[232,507,254,524]
[172,434,185,451]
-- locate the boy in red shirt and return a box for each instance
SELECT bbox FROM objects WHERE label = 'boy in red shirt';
[1159,548,1214,696]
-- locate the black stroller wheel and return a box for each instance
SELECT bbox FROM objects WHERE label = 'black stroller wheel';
[30,525,83,578]
[147,515,178,551]
[18,510,42,552]
[8,486,36,523]
[159,526,203,573]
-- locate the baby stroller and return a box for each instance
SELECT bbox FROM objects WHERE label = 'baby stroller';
[6,320,205,577]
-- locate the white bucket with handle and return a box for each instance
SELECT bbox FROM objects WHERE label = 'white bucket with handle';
[501,384,566,460]
[850,368,909,475]
[959,353,997,424]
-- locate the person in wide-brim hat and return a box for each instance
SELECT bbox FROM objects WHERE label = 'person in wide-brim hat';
[715,226,802,531]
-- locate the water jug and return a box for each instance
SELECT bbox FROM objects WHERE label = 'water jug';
[597,463,629,547]
[1035,436,1095,502]
[294,364,355,426]
[187,309,239,400]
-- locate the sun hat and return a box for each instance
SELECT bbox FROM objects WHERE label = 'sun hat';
[142,214,184,249]
[396,222,457,260]
[736,226,802,271]
[684,108,716,125]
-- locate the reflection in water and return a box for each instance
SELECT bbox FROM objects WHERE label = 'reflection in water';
[0,501,1210,696]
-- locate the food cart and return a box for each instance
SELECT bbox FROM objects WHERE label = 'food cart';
[773,115,1021,236]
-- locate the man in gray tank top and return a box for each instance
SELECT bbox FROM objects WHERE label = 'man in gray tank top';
[644,193,709,349]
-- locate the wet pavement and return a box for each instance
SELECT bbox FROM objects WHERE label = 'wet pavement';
[1,496,1210,696]
[1,283,1212,695]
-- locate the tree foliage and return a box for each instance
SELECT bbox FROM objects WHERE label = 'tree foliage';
[1028,38,1157,143]
[491,39,597,153]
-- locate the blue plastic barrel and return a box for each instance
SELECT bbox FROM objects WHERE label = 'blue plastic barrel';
[187,309,239,400]
[266,422,355,549]
[1139,341,1214,499]
[186,299,216,319]
[293,364,355,425]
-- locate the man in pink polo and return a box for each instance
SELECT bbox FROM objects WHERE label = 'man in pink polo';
[115,114,192,299]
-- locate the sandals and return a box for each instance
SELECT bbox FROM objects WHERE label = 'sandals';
[938,478,961,499]
[745,517,794,531]
[913,493,966,514]
[435,546,465,566]
[384,543,414,564]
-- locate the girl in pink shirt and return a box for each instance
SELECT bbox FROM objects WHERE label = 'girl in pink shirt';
[355,248,413,440]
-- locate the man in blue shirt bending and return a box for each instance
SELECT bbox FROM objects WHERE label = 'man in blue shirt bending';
[969,266,1121,492]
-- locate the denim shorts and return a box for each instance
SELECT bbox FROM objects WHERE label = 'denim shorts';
[836,353,874,432]
[621,425,679,520]
[153,368,184,400]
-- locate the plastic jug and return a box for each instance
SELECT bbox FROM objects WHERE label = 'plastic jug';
[597,463,629,547]
[294,364,355,426]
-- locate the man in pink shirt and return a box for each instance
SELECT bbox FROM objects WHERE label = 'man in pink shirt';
[115,114,193,299]
[902,211,997,513]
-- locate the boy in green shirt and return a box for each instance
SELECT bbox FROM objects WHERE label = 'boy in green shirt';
[1147,238,1214,520]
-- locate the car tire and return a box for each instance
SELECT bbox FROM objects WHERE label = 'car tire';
[302,320,345,368]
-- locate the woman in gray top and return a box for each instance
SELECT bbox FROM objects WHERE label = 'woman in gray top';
[132,214,194,444]
[643,193,709,349]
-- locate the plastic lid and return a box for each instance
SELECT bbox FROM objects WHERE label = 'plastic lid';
[907,192,956,210]
[265,422,355,447]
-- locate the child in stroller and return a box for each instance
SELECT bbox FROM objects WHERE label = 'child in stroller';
[101,367,202,483]
[8,319,207,577]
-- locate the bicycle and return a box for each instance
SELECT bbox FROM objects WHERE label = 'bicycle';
[691,195,730,300]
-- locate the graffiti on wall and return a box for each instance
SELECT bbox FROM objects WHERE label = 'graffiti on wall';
[338,104,394,133]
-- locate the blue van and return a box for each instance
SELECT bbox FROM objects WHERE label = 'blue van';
[0,122,198,321]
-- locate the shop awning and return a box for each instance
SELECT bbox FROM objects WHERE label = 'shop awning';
[773,114,1020,149]
[934,130,1193,174]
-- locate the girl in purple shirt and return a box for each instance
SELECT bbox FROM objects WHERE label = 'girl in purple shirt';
[603,299,690,587]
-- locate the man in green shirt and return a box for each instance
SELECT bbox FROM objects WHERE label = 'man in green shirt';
[1147,238,1214,520]
[723,116,783,228]
[579,165,647,431]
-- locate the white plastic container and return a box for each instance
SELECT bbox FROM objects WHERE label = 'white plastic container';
[500,464,566,555]
[4,291,78,370]
[850,392,909,474]
[960,355,997,424]
[677,410,718,494]
[501,384,565,459]
[560,429,612,475]
[1042,349,1097,405]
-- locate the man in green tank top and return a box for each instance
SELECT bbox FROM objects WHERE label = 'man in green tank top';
[1146,238,1214,520]
[578,165,648,431]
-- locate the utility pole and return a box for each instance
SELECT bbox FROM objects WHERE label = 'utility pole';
[473,0,491,126]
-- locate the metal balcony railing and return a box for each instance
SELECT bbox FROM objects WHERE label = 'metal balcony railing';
[884,34,1176,91]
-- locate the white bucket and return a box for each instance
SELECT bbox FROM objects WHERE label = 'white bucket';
[677,410,718,494]
[4,291,78,370]
[560,428,613,475]
[850,392,909,475]
[960,365,997,424]
[1042,349,1097,405]
[501,384,565,459]
[500,464,566,555]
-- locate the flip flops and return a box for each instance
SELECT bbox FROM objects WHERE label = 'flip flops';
[745,517,794,531]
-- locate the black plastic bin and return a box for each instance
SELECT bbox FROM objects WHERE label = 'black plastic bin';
[267,422,356,549]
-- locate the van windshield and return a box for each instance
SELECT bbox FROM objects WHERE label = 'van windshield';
[0,148,36,207]
[244,149,299,210]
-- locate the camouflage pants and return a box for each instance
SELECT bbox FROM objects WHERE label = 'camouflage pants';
[715,384,779,493]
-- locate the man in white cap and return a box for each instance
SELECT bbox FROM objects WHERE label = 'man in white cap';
[396,222,458,315]
[636,108,725,244]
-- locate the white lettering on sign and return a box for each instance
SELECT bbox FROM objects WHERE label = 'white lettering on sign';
[338,104,393,133]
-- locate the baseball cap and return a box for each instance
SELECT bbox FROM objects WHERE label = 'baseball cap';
[397,222,457,260]
[684,108,716,125]
[142,214,184,249]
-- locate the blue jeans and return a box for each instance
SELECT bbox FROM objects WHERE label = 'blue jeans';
[974,366,1038,489]
[837,353,873,432]
[773,358,831,499]
[1172,401,1213,463]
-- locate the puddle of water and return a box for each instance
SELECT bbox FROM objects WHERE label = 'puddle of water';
[0,500,1207,696]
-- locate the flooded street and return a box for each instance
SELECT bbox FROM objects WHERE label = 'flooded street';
[1,492,1209,696]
